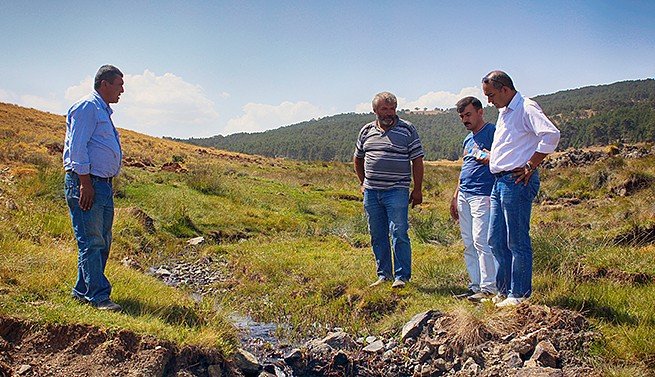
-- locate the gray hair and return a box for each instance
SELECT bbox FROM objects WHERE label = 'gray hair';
[482,70,516,91]
[94,65,124,90]
[372,92,397,111]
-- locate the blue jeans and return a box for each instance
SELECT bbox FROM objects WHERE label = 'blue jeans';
[488,171,539,299]
[65,172,114,304]
[363,188,411,281]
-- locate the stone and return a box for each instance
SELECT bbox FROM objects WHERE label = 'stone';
[332,350,349,368]
[365,335,377,344]
[283,348,303,368]
[363,339,385,353]
[321,331,356,350]
[17,365,31,375]
[187,236,205,245]
[207,364,222,377]
[233,348,262,377]
[529,340,560,368]
[401,310,436,341]
[504,351,524,368]
[516,366,564,377]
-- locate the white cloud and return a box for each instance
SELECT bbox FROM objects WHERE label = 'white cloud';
[65,70,222,138]
[0,88,66,114]
[355,87,485,113]
[224,101,326,135]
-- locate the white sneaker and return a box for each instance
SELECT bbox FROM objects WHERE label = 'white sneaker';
[391,279,406,288]
[369,277,390,287]
[487,294,507,304]
[495,297,526,308]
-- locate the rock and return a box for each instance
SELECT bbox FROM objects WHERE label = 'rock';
[187,236,205,246]
[17,365,31,375]
[332,350,349,368]
[207,364,222,377]
[516,366,564,377]
[306,338,333,355]
[529,340,560,368]
[462,356,481,374]
[401,310,436,341]
[233,348,262,377]
[321,331,356,350]
[363,339,385,353]
[365,335,377,344]
[283,348,303,368]
[504,351,524,368]
[416,344,433,363]
[510,335,536,356]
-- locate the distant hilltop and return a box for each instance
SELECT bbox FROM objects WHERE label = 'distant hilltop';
[178,78,655,162]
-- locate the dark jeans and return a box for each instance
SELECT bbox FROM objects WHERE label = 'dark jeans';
[65,172,114,304]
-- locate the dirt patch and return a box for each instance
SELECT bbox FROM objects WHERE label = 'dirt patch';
[613,223,655,246]
[0,316,235,377]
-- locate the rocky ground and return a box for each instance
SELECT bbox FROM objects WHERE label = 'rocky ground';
[0,302,601,376]
[1,247,602,376]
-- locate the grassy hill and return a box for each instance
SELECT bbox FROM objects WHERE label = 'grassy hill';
[1,102,655,375]
[178,78,655,161]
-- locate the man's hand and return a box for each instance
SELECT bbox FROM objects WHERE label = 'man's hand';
[410,188,422,208]
[449,196,459,222]
[476,149,490,165]
[512,165,534,185]
[78,174,94,211]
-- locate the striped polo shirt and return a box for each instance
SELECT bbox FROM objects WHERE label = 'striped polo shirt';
[354,118,424,190]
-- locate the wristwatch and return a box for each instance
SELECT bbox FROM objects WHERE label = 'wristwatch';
[526,161,536,172]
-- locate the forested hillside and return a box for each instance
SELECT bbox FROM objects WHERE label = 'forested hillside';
[178,79,655,161]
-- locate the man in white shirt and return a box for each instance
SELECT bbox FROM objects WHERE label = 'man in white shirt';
[481,70,560,307]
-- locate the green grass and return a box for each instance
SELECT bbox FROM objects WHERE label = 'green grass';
[1,117,655,375]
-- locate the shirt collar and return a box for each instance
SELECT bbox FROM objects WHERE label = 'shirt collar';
[92,90,113,116]
[505,91,522,112]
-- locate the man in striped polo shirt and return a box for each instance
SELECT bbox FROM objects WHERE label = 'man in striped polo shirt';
[354,92,425,288]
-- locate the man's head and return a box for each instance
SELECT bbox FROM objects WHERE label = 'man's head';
[481,70,516,109]
[372,91,398,128]
[456,96,485,133]
[94,65,124,104]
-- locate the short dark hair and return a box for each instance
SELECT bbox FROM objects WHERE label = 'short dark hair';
[482,70,515,91]
[456,96,482,113]
[94,65,123,90]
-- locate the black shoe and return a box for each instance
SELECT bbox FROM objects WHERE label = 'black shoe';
[93,299,122,312]
[71,294,88,304]
[453,290,476,300]
[467,291,496,303]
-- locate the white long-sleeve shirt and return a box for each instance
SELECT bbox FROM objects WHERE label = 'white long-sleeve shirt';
[489,92,560,174]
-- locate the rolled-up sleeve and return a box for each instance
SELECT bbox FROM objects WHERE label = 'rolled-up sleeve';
[525,103,560,154]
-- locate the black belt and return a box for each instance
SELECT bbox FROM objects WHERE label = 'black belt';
[65,170,113,182]
[494,170,514,178]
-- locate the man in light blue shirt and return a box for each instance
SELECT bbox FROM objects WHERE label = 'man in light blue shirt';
[63,65,124,311]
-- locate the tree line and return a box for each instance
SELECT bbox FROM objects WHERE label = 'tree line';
[174,79,655,161]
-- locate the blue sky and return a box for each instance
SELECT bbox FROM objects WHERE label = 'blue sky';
[1,1,653,138]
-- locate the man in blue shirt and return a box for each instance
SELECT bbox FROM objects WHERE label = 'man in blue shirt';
[449,96,497,302]
[354,92,424,288]
[63,65,124,311]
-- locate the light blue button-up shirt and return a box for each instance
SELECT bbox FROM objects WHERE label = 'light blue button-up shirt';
[63,91,122,177]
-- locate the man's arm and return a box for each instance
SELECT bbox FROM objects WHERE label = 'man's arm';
[450,186,459,221]
[354,156,365,193]
[410,156,424,208]
[68,102,97,210]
